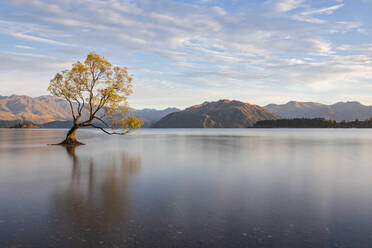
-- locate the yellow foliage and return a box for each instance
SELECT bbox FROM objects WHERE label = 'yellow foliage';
[48,52,142,134]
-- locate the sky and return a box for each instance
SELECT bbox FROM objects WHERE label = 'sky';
[0,0,372,109]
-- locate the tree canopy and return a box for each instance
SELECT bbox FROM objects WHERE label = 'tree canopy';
[48,52,142,145]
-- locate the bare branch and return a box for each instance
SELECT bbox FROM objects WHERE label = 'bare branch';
[78,94,85,115]
[93,116,111,128]
[92,94,108,116]
[91,124,129,135]
[88,90,93,118]
[72,96,81,116]
[63,94,76,120]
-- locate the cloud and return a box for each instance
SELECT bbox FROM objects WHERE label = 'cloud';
[15,45,34,49]
[0,0,337,60]
[267,53,372,92]
[0,51,73,72]
[0,19,72,47]
[300,4,344,16]
[9,33,70,46]
[274,0,304,13]
[292,3,344,24]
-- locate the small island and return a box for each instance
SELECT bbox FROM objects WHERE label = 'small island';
[11,122,40,129]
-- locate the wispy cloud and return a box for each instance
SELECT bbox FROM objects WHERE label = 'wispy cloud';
[9,32,70,46]
[300,3,344,15]
[0,19,72,47]
[274,0,304,13]
[15,45,34,50]
[292,3,344,24]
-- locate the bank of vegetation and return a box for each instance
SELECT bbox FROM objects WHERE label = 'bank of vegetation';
[253,118,372,128]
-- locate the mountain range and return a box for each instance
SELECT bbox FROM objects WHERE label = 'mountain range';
[152,100,279,128]
[0,95,179,128]
[265,101,372,122]
[1,95,372,128]
[132,108,180,127]
[0,95,72,124]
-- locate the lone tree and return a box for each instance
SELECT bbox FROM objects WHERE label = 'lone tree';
[48,52,142,146]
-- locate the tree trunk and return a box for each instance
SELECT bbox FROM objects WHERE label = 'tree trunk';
[58,124,84,146]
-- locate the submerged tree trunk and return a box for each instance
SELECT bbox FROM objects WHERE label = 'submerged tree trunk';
[58,124,85,146]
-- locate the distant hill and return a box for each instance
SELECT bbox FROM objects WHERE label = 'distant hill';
[0,120,25,128]
[132,108,180,127]
[3,95,372,128]
[0,95,73,124]
[40,121,74,128]
[0,95,179,128]
[152,99,279,128]
[265,101,372,121]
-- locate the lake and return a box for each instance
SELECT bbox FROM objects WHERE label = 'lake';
[1,128,372,247]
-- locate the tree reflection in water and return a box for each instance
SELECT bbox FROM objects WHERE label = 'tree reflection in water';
[48,146,141,247]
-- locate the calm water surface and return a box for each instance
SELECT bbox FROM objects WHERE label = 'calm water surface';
[1,128,372,247]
